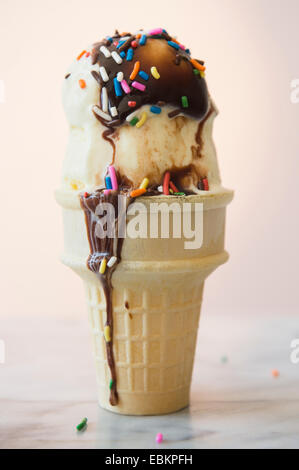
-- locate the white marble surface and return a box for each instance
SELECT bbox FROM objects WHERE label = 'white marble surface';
[0,311,298,449]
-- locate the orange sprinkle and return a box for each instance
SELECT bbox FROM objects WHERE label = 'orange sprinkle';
[78,79,86,89]
[190,58,206,72]
[77,50,87,60]
[136,34,141,39]
[130,188,146,198]
[130,61,140,81]
[272,369,280,378]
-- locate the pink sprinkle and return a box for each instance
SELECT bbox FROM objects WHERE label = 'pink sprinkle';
[121,79,131,94]
[108,165,118,190]
[132,81,146,92]
[103,189,111,195]
[156,433,163,444]
[179,44,185,50]
[85,52,90,57]
[149,28,163,35]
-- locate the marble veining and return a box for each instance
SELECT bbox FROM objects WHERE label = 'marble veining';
[0,312,298,449]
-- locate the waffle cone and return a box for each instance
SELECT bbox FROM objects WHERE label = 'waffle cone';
[56,189,233,415]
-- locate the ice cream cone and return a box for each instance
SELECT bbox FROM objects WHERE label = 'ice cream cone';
[55,188,233,415]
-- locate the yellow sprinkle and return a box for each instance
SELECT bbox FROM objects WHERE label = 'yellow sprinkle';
[136,112,147,128]
[70,179,84,190]
[200,71,205,78]
[139,177,149,190]
[169,188,173,194]
[151,66,160,79]
[104,325,111,342]
[99,258,107,274]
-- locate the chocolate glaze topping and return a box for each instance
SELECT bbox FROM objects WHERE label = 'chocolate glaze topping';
[90,29,209,126]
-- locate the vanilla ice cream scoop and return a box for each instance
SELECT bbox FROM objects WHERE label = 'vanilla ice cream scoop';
[62,28,222,192]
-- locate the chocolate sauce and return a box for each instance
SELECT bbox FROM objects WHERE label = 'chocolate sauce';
[80,190,132,405]
[90,30,209,126]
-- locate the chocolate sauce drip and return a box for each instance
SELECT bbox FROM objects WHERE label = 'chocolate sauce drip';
[90,30,209,126]
[195,101,215,153]
[80,190,132,406]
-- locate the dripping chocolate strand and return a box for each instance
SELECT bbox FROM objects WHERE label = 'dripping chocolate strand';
[80,190,133,406]
[80,190,132,406]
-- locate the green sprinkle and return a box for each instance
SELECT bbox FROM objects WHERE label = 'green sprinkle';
[181,96,189,108]
[109,379,114,390]
[221,355,228,364]
[174,192,185,196]
[193,69,200,75]
[76,417,88,431]
[130,117,139,126]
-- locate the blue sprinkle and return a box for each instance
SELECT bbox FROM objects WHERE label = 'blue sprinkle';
[106,36,113,43]
[105,176,112,189]
[120,51,126,58]
[126,48,134,61]
[113,78,122,97]
[138,70,149,81]
[150,105,161,114]
[139,34,147,46]
[168,40,180,50]
[185,48,191,54]
[116,40,126,49]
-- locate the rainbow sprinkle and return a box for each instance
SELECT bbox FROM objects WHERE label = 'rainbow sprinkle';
[130,116,139,126]
[109,165,118,190]
[136,112,147,128]
[100,46,111,58]
[99,258,107,274]
[93,105,112,122]
[150,66,160,79]
[107,256,117,268]
[77,50,86,60]
[168,40,180,50]
[111,51,122,64]
[139,34,147,45]
[104,325,111,342]
[105,176,112,189]
[126,48,134,61]
[132,81,146,92]
[99,66,109,82]
[121,79,131,94]
[113,77,122,97]
[117,71,124,82]
[140,178,149,190]
[101,87,108,112]
[138,70,149,81]
[149,28,163,35]
[130,61,140,80]
[150,105,161,114]
[76,418,88,431]
[181,96,189,108]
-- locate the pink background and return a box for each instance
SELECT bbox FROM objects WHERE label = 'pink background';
[0,0,298,319]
